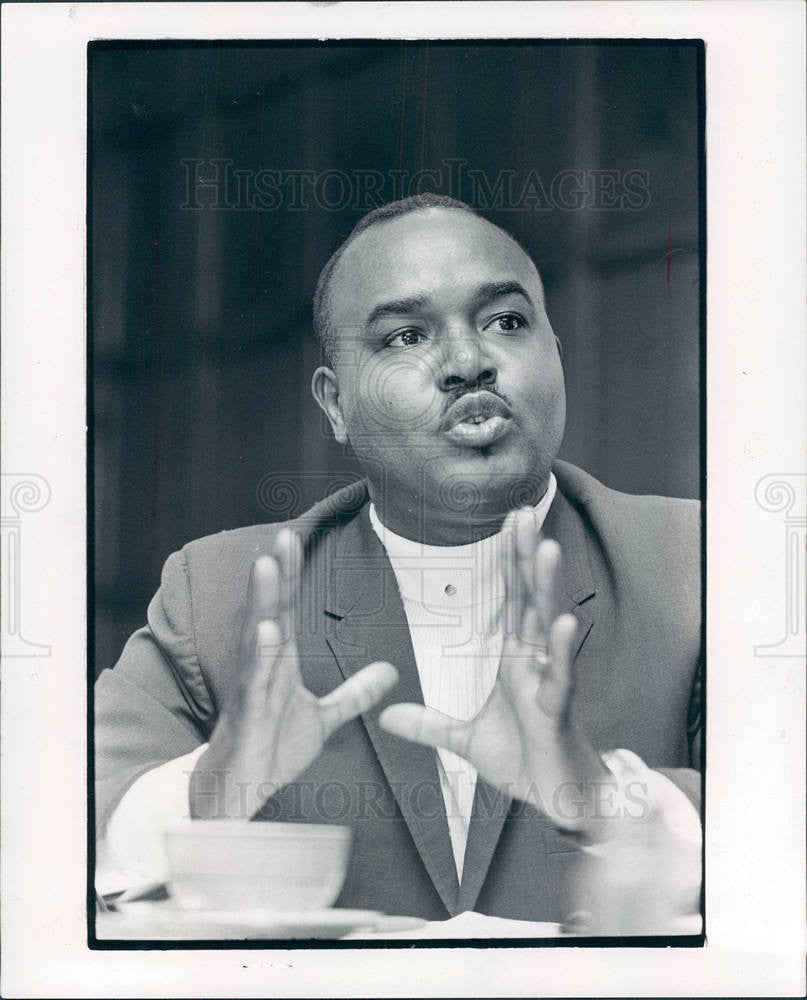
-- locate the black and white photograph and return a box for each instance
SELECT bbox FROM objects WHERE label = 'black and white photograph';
[1,2,805,997]
[90,38,704,944]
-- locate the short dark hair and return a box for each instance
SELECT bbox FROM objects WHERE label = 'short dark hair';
[312,194,479,365]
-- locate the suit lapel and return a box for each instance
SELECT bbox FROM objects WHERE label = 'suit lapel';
[458,481,597,911]
[323,508,460,915]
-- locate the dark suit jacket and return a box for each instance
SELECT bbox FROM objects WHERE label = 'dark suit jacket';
[95,460,702,922]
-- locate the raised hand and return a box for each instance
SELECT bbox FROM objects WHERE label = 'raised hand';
[379,508,609,834]
[190,528,398,820]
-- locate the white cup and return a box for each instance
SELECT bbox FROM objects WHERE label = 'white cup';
[163,820,352,911]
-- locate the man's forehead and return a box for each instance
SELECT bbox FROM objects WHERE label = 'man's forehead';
[331,209,541,316]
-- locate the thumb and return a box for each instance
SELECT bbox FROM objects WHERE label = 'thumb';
[537,613,578,719]
[317,661,399,737]
[379,703,472,759]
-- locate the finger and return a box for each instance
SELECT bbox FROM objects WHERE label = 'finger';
[272,527,303,611]
[318,661,399,737]
[502,509,545,652]
[272,527,303,642]
[241,618,283,700]
[254,618,284,656]
[500,510,524,637]
[509,536,564,653]
[242,556,282,647]
[514,506,540,593]
[378,703,472,759]
[533,538,562,635]
[537,613,578,719]
[251,622,304,715]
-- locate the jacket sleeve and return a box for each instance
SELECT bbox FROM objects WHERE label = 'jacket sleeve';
[94,549,215,835]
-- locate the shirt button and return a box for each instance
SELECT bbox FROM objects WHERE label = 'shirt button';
[444,584,457,597]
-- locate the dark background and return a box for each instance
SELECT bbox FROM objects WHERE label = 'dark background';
[90,40,703,677]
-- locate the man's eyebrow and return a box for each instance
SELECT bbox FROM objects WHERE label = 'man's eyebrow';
[364,281,536,328]
[365,294,430,327]
[471,280,535,307]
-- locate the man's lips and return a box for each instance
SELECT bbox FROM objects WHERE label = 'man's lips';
[440,391,513,448]
[441,390,513,430]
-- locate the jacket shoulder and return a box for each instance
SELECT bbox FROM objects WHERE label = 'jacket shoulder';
[552,459,701,594]
[179,478,370,572]
[172,479,371,631]
[553,459,700,523]
[161,479,370,698]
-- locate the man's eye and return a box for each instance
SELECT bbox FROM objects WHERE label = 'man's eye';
[486,313,526,332]
[388,328,426,347]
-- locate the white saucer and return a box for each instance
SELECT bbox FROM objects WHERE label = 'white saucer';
[96,901,423,940]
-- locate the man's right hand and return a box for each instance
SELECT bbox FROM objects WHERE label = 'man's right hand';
[190,527,398,820]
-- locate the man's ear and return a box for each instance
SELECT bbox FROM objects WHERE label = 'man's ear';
[311,366,348,445]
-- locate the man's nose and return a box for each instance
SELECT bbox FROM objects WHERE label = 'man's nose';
[439,335,498,392]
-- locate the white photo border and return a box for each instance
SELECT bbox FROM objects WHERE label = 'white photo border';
[2,2,805,997]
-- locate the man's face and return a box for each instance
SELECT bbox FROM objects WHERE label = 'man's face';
[313,208,566,543]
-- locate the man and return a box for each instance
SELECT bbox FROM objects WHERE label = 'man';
[95,194,702,930]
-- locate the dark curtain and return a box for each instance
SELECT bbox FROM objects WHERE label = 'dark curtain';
[90,41,702,676]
